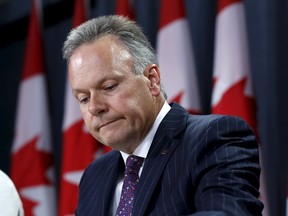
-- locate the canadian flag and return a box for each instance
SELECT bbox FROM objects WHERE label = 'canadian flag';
[58,0,110,215]
[10,0,56,215]
[157,0,201,114]
[211,0,257,130]
[211,0,268,215]
[115,0,134,19]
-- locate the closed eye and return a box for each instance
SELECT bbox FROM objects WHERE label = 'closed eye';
[79,96,89,104]
[104,83,117,91]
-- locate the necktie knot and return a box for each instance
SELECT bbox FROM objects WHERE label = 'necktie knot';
[125,155,144,175]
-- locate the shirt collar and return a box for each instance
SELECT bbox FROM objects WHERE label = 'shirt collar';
[121,101,171,164]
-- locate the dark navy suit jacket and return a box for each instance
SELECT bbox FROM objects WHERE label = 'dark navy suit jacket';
[76,103,264,215]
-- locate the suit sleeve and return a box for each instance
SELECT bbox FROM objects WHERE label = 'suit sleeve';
[191,115,263,215]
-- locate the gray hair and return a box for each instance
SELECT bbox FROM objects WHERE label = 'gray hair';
[63,15,166,97]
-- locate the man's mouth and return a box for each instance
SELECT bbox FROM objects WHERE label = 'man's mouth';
[98,119,119,129]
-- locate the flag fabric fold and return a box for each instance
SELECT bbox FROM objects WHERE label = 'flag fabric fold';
[156,0,201,114]
[211,0,268,215]
[10,0,56,215]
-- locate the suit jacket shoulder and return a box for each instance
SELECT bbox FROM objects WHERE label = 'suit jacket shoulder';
[133,103,263,215]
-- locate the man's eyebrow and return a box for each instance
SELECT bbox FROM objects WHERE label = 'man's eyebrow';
[70,77,112,96]
[71,89,78,98]
[71,89,85,98]
[70,73,126,97]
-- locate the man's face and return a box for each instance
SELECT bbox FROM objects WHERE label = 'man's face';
[68,36,163,153]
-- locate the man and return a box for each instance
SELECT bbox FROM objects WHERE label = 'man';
[63,15,263,215]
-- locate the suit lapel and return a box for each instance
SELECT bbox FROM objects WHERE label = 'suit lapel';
[100,152,124,215]
[133,103,188,216]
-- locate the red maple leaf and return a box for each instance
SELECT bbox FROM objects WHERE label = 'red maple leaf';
[59,120,110,215]
[62,120,103,172]
[213,77,257,133]
[11,136,54,215]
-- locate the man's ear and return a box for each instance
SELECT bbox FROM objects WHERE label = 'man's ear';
[144,64,162,96]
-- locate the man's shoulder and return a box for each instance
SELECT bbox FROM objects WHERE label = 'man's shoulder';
[187,113,248,127]
[170,102,247,124]
[166,103,251,136]
[183,113,254,140]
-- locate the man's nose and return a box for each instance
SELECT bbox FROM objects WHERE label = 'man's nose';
[88,94,107,116]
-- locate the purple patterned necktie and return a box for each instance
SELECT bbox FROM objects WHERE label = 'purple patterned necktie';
[116,155,144,216]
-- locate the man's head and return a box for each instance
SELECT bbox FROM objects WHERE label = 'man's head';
[63,15,166,95]
[63,15,166,153]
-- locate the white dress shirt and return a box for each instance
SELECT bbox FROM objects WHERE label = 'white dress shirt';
[112,101,171,215]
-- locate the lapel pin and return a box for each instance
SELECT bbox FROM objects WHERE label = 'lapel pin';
[161,148,168,155]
